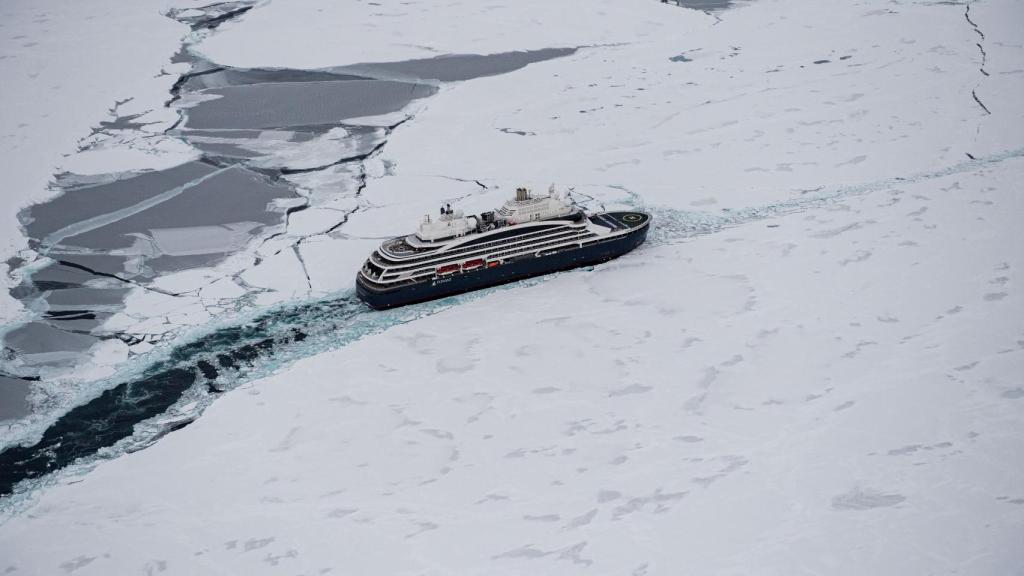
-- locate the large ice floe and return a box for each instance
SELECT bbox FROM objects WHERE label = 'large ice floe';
[0,0,584,457]
[1,0,1023,573]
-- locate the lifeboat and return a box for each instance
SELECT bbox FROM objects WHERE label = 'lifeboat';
[436,264,460,276]
[462,258,485,271]
[487,261,500,268]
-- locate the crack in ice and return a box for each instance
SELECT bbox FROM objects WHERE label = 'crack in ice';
[56,260,184,298]
[644,146,1024,246]
[964,2,991,117]
[5,146,1023,513]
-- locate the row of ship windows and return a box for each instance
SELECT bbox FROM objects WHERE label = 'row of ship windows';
[487,235,587,260]
[385,231,591,279]
[377,232,597,282]
[375,227,588,273]
[380,224,577,266]
[387,226,566,263]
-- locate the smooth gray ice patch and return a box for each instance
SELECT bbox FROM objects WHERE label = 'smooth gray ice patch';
[0,376,31,421]
[609,383,653,396]
[177,128,268,140]
[181,125,346,142]
[831,487,906,510]
[52,254,130,278]
[28,262,97,290]
[44,165,232,249]
[565,509,598,529]
[22,162,218,242]
[4,321,98,359]
[244,537,275,551]
[190,141,264,159]
[60,165,293,252]
[334,48,578,82]
[95,113,158,133]
[181,67,367,91]
[611,489,686,519]
[170,44,192,64]
[45,287,130,311]
[58,556,96,573]
[661,0,735,10]
[185,80,437,130]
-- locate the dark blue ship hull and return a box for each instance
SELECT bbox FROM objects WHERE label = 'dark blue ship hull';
[356,212,650,310]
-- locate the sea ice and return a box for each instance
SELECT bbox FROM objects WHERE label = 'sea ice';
[0,0,1022,573]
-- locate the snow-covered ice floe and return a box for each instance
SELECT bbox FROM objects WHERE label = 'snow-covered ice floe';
[1,0,1023,573]
[0,0,585,457]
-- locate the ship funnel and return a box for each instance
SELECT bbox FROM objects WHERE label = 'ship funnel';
[515,187,530,201]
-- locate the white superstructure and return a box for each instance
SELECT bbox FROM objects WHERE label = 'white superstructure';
[496,185,576,225]
[359,185,638,288]
[416,209,477,242]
